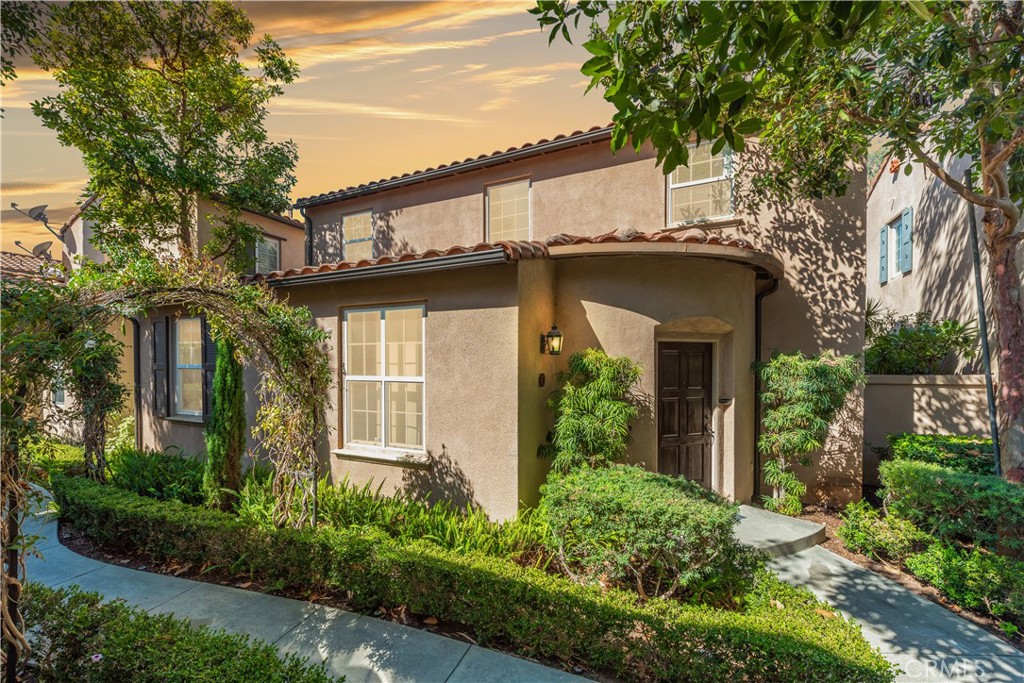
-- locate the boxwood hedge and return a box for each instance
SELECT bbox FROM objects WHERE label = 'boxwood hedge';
[887,433,995,475]
[51,475,893,683]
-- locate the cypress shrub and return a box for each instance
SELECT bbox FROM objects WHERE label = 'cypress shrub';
[203,338,246,510]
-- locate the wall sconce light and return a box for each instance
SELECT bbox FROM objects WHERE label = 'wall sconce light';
[540,324,563,355]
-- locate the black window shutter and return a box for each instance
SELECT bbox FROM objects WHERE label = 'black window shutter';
[153,318,168,418]
[202,317,216,422]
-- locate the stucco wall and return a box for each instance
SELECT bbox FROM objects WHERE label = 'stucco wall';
[279,264,524,520]
[863,374,991,486]
[196,198,306,272]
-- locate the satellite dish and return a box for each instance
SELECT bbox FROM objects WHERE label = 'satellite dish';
[31,241,53,258]
[26,205,48,221]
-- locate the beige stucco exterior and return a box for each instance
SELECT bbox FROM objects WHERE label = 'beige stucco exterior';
[138,132,867,516]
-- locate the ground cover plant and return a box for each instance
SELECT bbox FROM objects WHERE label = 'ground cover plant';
[51,474,893,683]
[887,433,995,476]
[20,583,338,682]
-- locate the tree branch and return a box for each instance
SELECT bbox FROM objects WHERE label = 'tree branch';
[982,130,1024,176]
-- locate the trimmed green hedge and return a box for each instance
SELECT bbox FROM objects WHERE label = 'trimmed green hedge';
[22,583,337,682]
[887,433,995,475]
[52,476,893,682]
[24,440,86,483]
[880,459,1024,553]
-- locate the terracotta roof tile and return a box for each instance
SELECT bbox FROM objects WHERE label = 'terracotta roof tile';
[295,125,613,208]
[1,251,63,283]
[258,228,758,283]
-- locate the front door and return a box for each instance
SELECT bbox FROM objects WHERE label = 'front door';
[657,342,713,489]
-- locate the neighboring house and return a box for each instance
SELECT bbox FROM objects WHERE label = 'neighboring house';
[138,125,868,519]
[59,196,306,448]
[1,250,61,283]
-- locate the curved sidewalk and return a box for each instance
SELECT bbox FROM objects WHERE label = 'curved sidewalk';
[22,502,586,683]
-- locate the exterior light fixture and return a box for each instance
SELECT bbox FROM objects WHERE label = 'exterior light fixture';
[540,324,563,355]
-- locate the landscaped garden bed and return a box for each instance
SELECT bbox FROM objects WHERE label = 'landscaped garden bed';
[827,434,1023,649]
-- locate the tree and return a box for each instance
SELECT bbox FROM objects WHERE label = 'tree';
[203,338,246,510]
[534,0,1024,476]
[1,1,40,89]
[31,0,299,267]
[64,331,127,483]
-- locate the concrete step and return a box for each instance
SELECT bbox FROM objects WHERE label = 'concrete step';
[735,504,826,557]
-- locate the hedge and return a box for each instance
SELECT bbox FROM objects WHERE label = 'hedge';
[21,583,337,682]
[887,433,995,475]
[24,440,86,484]
[880,459,1024,554]
[51,476,894,683]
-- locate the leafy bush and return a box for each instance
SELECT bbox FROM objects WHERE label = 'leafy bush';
[543,348,642,472]
[837,500,929,563]
[880,459,1024,553]
[108,447,205,506]
[540,465,762,604]
[21,583,337,682]
[905,543,1024,634]
[24,439,85,483]
[239,475,549,560]
[756,351,865,515]
[865,308,977,374]
[887,433,995,475]
[104,414,136,456]
[51,476,893,683]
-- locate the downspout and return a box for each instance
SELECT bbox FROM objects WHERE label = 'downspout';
[131,318,142,450]
[299,206,313,266]
[753,277,780,501]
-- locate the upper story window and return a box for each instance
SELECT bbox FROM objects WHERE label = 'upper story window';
[173,317,203,417]
[343,305,425,453]
[343,211,374,262]
[487,179,530,242]
[255,235,281,275]
[667,143,733,225]
[879,206,913,284]
[52,377,66,407]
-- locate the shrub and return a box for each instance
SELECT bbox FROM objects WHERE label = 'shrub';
[21,583,337,682]
[204,338,246,510]
[864,308,977,375]
[755,351,865,515]
[837,500,929,563]
[905,543,1024,633]
[104,414,136,456]
[887,433,995,475]
[24,439,85,483]
[543,348,643,472]
[108,446,205,506]
[51,476,893,683]
[540,464,762,604]
[880,459,1024,554]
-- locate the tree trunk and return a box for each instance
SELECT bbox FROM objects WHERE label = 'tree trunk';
[986,218,1024,478]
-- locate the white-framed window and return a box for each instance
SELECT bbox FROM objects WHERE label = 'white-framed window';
[879,206,913,284]
[667,143,734,225]
[255,235,281,275]
[342,305,425,453]
[486,179,530,241]
[53,378,65,407]
[173,317,203,416]
[342,210,374,262]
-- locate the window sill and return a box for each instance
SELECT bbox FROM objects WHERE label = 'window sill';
[163,415,205,425]
[664,216,742,232]
[332,448,430,469]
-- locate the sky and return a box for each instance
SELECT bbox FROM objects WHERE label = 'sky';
[0,0,612,255]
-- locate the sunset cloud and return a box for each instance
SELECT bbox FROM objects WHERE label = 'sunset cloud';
[269,97,477,125]
[3,177,89,198]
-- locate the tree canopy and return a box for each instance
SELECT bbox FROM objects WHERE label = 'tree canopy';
[535,0,1024,472]
[31,0,299,267]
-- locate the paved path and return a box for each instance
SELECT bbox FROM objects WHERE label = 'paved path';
[772,546,1024,683]
[22,502,585,683]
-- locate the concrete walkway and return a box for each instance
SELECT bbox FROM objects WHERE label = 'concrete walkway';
[772,547,1024,683]
[22,503,585,683]
[735,504,826,557]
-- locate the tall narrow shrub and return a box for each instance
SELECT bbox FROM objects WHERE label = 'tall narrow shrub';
[203,338,245,509]
[756,352,864,515]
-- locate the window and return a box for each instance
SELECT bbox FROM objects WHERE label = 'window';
[343,306,425,453]
[255,235,281,275]
[173,317,203,416]
[487,180,530,241]
[880,206,913,284]
[343,211,374,262]
[667,143,733,224]
[53,378,65,407]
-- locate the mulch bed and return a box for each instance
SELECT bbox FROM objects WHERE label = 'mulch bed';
[800,505,1023,652]
[57,523,608,682]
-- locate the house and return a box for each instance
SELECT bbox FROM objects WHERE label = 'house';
[134,126,867,519]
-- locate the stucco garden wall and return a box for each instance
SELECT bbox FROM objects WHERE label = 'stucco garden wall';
[863,374,991,487]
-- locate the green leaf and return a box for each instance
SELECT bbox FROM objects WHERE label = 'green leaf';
[583,38,614,57]
[906,0,934,21]
[716,79,749,103]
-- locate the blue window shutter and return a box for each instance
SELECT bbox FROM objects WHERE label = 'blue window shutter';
[900,206,913,273]
[879,226,888,283]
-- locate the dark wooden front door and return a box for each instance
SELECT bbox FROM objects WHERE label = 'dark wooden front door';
[657,342,713,488]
